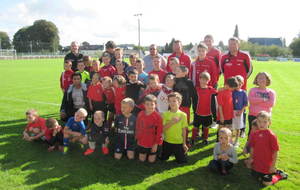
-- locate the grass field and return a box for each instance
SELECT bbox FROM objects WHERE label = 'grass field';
[0,58,299,190]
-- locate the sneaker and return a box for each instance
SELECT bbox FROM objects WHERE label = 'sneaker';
[276,170,288,180]
[234,142,240,148]
[211,122,218,129]
[240,131,246,138]
[84,148,95,156]
[102,147,109,155]
[63,147,68,154]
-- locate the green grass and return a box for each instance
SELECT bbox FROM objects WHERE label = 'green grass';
[0,58,299,190]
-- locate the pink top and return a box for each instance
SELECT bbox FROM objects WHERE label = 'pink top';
[248,87,276,116]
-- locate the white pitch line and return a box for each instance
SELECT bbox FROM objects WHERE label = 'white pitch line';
[0,97,60,107]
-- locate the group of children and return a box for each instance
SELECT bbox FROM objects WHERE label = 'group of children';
[23,43,288,186]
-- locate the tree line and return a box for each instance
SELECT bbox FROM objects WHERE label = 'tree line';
[1,20,300,57]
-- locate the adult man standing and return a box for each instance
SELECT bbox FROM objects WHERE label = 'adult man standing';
[166,40,191,76]
[220,37,253,137]
[204,35,222,87]
[220,37,252,90]
[143,44,167,73]
[64,41,83,71]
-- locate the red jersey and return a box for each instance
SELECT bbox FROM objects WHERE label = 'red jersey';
[114,86,126,115]
[191,57,218,87]
[60,70,74,91]
[220,50,252,90]
[249,129,279,174]
[217,89,233,120]
[149,69,167,83]
[207,47,221,82]
[99,64,116,78]
[196,87,217,116]
[136,110,163,148]
[103,88,115,104]
[87,83,104,102]
[167,52,191,75]
[26,117,47,132]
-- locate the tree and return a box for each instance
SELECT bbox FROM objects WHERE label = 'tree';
[0,31,12,49]
[218,41,225,51]
[233,24,239,38]
[13,19,60,53]
[163,38,175,53]
[289,38,300,57]
[183,42,194,51]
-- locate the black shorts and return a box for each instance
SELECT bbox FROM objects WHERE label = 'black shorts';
[88,133,106,144]
[251,170,273,182]
[91,100,106,112]
[137,145,159,155]
[194,115,212,128]
[115,140,136,153]
[160,141,187,164]
[217,119,232,125]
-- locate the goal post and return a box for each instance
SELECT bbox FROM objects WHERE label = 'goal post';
[0,49,17,59]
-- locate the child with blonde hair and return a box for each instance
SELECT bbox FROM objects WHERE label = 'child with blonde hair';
[208,128,237,175]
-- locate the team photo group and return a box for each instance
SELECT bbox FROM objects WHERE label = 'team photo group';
[22,35,288,186]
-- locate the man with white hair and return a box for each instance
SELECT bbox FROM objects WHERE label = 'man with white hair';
[64,41,83,71]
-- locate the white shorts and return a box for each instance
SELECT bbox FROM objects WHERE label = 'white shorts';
[232,110,244,130]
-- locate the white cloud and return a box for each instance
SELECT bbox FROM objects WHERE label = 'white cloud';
[0,0,299,47]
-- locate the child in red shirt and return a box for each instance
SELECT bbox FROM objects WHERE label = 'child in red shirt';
[113,75,127,115]
[139,74,162,103]
[87,73,105,114]
[191,43,218,88]
[149,55,167,83]
[23,109,48,142]
[45,118,63,152]
[217,77,239,129]
[113,59,127,79]
[60,60,74,92]
[102,76,115,127]
[248,111,287,186]
[136,94,163,163]
[99,52,116,79]
[192,72,217,145]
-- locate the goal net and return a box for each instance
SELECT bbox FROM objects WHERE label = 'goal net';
[0,49,17,59]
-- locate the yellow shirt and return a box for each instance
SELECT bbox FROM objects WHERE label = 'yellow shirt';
[162,110,187,144]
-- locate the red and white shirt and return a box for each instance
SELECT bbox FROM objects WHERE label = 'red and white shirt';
[221,50,252,90]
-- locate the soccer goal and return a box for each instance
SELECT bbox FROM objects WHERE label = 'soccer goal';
[0,49,17,59]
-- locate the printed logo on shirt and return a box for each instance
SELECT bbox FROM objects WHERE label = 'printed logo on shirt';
[256,92,270,100]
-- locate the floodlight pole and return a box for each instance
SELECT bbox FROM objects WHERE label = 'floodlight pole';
[134,13,142,56]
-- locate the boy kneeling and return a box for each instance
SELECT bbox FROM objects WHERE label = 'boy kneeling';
[160,92,188,164]
[23,109,47,142]
[63,108,88,154]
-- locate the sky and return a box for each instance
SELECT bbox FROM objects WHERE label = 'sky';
[0,0,299,47]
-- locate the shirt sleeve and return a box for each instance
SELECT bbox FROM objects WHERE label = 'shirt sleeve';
[228,146,238,164]
[155,114,163,145]
[181,112,188,128]
[243,91,248,107]
[80,121,86,135]
[65,118,72,128]
[248,133,255,148]
[270,132,279,152]
[213,144,219,160]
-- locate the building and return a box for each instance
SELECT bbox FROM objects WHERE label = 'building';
[248,37,284,47]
